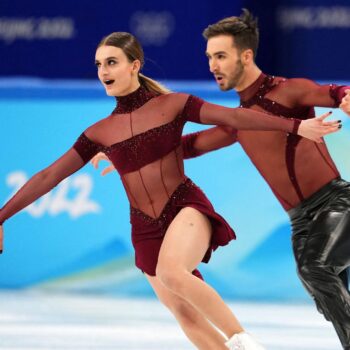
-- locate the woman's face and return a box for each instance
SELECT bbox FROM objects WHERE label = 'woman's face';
[95,45,140,96]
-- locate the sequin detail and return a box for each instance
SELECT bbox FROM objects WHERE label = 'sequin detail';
[130,178,193,239]
[240,75,311,119]
[130,176,235,276]
[181,95,204,123]
[104,115,185,175]
[113,85,157,114]
[73,133,102,163]
[240,74,311,203]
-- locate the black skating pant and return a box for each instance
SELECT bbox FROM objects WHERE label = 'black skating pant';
[289,178,350,349]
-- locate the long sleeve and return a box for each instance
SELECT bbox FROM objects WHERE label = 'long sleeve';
[73,132,102,163]
[182,132,203,159]
[281,78,350,108]
[330,84,350,107]
[182,126,238,159]
[182,95,300,134]
[0,134,101,225]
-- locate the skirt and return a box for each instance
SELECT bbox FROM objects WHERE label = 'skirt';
[130,177,236,276]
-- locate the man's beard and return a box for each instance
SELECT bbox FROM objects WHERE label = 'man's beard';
[221,59,244,91]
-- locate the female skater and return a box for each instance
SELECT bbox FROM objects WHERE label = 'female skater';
[0,32,339,349]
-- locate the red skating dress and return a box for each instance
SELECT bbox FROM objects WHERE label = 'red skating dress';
[0,85,301,275]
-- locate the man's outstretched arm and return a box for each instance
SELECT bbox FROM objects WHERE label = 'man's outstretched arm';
[182,125,237,159]
[284,78,350,109]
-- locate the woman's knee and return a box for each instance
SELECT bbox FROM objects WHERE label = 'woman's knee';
[153,280,199,326]
[156,262,187,293]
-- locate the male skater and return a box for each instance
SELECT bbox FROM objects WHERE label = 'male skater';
[200,9,350,349]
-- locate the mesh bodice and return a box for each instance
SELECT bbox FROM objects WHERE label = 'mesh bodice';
[73,91,197,219]
[0,85,301,224]
[237,73,340,209]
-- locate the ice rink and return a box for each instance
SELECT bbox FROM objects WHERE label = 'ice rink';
[0,291,341,350]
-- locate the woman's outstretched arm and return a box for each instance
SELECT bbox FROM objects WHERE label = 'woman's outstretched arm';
[0,148,86,226]
[182,95,341,143]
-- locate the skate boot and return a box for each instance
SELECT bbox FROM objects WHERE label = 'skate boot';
[225,332,266,350]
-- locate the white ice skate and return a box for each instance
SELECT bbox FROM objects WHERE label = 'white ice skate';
[225,332,266,350]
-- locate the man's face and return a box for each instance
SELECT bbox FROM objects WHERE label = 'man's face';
[206,35,244,91]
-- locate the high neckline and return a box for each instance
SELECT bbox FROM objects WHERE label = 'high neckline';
[238,72,266,102]
[113,85,157,114]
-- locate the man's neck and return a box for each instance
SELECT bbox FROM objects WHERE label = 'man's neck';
[235,65,262,92]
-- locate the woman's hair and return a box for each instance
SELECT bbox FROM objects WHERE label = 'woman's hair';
[98,32,170,95]
[202,9,259,58]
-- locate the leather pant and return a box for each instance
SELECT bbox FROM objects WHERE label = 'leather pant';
[288,178,350,349]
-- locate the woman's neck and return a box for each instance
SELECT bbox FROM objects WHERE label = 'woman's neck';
[113,85,157,114]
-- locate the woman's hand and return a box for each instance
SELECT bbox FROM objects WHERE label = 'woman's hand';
[298,112,341,143]
[90,152,115,176]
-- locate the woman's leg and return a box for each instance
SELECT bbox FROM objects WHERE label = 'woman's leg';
[156,207,243,338]
[146,273,227,350]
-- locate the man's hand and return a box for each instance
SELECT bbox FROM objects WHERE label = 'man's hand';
[298,111,341,143]
[340,89,350,116]
[90,152,115,176]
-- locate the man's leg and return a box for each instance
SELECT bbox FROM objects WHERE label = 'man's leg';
[340,268,349,290]
[294,209,350,349]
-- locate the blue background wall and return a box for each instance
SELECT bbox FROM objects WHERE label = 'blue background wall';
[246,0,350,80]
[0,0,350,301]
[0,0,243,79]
[0,0,349,80]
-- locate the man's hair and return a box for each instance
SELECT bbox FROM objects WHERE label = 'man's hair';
[202,9,259,58]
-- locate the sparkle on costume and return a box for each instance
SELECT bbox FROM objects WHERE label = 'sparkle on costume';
[237,73,340,209]
[113,85,157,114]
